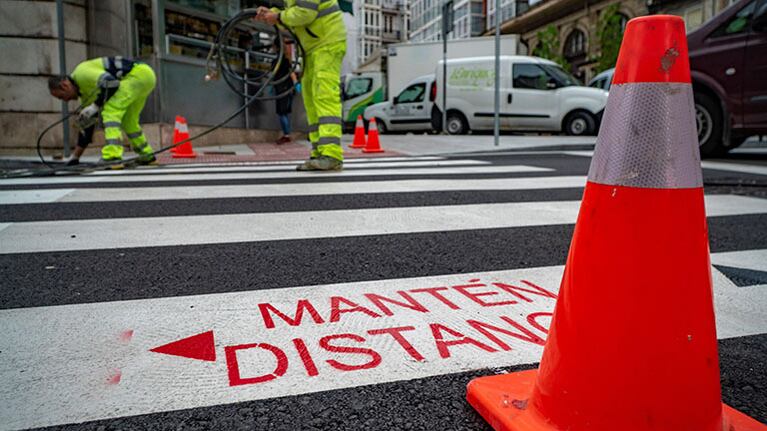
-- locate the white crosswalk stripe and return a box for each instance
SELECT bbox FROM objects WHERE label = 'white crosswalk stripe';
[0,155,765,430]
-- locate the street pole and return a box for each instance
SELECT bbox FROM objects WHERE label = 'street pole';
[493,0,501,147]
[441,0,453,134]
[56,0,70,157]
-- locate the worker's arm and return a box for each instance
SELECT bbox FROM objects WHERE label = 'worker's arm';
[94,72,120,107]
[279,0,320,27]
[259,1,319,28]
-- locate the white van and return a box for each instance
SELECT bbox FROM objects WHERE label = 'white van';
[363,74,437,134]
[434,56,608,135]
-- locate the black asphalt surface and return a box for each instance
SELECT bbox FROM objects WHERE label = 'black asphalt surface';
[1,150,765,429]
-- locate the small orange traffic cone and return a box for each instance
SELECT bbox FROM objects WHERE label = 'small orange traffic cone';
[350,115,366,149]
[362,117,384,153]
[466,15,766,431]
[172,115,196,159]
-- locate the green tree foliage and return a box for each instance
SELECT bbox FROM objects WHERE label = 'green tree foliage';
[596,4,624,73]
[532,25,570,70]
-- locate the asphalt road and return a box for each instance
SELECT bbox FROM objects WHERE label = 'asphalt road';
[0,147,765,430]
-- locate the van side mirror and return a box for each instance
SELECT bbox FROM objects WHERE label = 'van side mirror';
[546,79,558,89]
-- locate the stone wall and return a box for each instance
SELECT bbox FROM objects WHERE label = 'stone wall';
[0,0,88,152]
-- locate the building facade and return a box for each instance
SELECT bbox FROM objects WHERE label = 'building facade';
[490,0,738,83]
[409,0,486,42]
[0,0,313,153]
[355,0,409,66]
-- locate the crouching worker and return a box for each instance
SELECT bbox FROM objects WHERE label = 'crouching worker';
[254,0,346,171]
[48,56,157,166]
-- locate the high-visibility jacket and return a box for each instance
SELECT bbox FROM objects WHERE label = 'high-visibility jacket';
[274,0,346,53]
[70,56,141,107]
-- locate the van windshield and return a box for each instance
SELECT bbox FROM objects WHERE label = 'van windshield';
[541,64,581,87]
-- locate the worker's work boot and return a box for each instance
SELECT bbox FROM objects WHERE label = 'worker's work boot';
[101,156,124,170]
[137,154,158,166]
[296,156,343,171]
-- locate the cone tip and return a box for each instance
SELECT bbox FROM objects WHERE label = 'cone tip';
[613,14,690,85]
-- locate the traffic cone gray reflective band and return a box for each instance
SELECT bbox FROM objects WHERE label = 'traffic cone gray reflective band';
[588,82,702,189]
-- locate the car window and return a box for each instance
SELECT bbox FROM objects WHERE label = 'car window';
[345,78,372,99]
[754,0,767,31]
[396,83,426,103]
[590,78,606,89]
[513,64,550,90]
[710,0,757,37]
[541,64,581,87]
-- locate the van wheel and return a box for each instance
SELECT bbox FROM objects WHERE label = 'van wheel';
[695,92,726,157]
[446,111,469,135]
[373,118,387,134]
[563,111,596,136]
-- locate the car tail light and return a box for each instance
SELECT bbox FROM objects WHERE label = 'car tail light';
[430,82,437,102]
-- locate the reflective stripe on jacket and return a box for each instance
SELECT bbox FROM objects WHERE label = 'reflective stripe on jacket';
[275,0,346,53]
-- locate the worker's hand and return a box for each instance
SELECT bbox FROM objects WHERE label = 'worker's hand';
[294,82,302,94]
[75,104,100,130]
[254,6,279,25]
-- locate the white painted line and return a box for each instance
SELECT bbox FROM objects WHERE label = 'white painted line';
[0,188,75,205]
[0,195,764,254]
[1,177,589,205]
[86,159,490,176]
[0,165,552,186]
[711,249,767,273]
[1,252,764,430]
[701,161,767,176]
[150,156,445,169]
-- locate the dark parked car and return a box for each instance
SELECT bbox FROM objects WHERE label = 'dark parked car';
[688,0,767,156]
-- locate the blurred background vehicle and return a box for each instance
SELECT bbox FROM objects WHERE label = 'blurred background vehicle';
[687,0,767,156]
[363,74,437,134]
[433,55,607,136]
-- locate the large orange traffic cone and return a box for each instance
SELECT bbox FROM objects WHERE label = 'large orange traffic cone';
[172,115,197,158]
[466,15,765,431]
[350,115,366,149]
[362,117,384,153]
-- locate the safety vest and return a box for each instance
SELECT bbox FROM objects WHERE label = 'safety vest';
[276,0,346,53]
[70,57,139,106]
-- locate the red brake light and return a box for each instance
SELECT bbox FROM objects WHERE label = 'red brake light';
[430,82,437,102]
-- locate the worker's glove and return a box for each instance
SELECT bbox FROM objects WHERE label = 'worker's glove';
[75,104,100,130]
[294,82,302,94]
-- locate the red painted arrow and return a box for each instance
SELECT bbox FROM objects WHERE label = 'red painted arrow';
[150,330,216,362]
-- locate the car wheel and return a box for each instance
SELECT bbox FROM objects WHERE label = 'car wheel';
[446,111,469,135]
[563,111,596,136]
[375,119,387,134]
[694,92,727,157]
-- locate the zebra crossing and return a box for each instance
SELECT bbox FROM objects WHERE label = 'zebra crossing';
[1,153,766,430]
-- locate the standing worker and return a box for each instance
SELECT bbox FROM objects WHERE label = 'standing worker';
[48,56,157,166]
[254,0,347,171]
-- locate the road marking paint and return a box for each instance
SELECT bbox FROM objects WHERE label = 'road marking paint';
[562,151,767,177]
[0,195,764,254]
[0,177,589,205]
[1,253,764,430]
[0,188,76,205]
[700,161,767,176]
[159,156,446,168]
[0,165,553,186]
[87,160,487,176]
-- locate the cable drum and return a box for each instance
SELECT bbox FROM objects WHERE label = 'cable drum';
[3,9,302,179]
